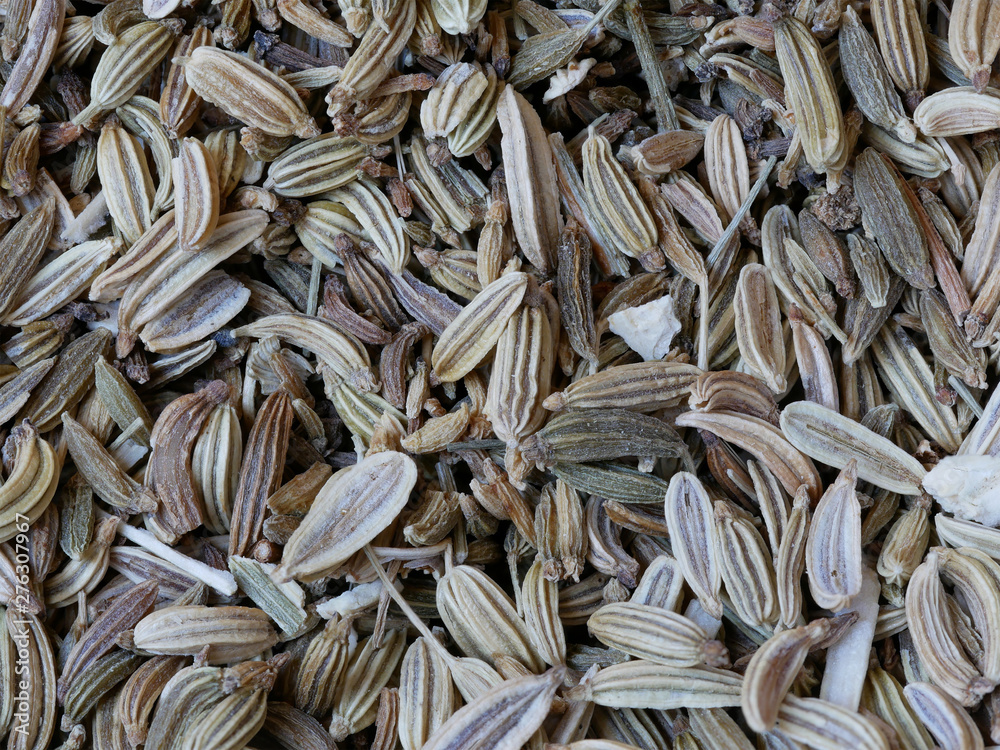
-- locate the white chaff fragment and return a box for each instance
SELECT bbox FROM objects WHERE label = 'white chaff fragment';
[923,454,1000,526]
[101,512,238,595]
[62,191,110,244]
[608,294,681,362]
[684,599,722,639]
[819,567,880,710]
[543,58,596,103]
[315,579,402,619]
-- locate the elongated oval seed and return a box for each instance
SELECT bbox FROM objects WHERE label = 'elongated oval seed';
[61,413,158,514]
[582,129,659,266]
[271,450,417,582]
[437,564,544,672]
[399,637,455,750]
[733,263,786,393]
[179,47,320,138]
[776,694,890,750]
[187,686,268,750]
[327,0,415,102]
[715,500,778,627]
[937,547,1000,682]
[543,361,702,413]
[325,178,409,272]
[0,0,65,114]
[133,605,278,663]
[118,210,268,356]
[173,137,220,251]
[521,408,685,468]
[5,609,57,750]
[265,134,365,198]
[144,665,227,750]
[853,148,934,289]
[522,559,566,667]
[839,5,915,142]
[664,471,722,619]
[73,21,178,127]
[94,357,153,446]
[97,117,154,245]
[431,272,528,382]
[773,16,845,176]
[57,579,158,703]
[588,602,726,668]
[0,198,56,320]
[421,668,563,750]
[496,86,559,273]
[870,0,928,109]
[780,401,926,494]
[566,662,743,709]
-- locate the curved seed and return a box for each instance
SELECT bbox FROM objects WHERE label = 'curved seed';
[905,550,993,706]
[145,380,230,541]
[0,422,58,544]
[805,462,862,611]
[903,682,985,750]
[677,409,822,500]
[234,312,377,392]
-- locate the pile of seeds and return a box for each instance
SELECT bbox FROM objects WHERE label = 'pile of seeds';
[5,0,1000,746]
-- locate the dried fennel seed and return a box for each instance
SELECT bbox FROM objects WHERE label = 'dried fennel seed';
[3,0,1000,747]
